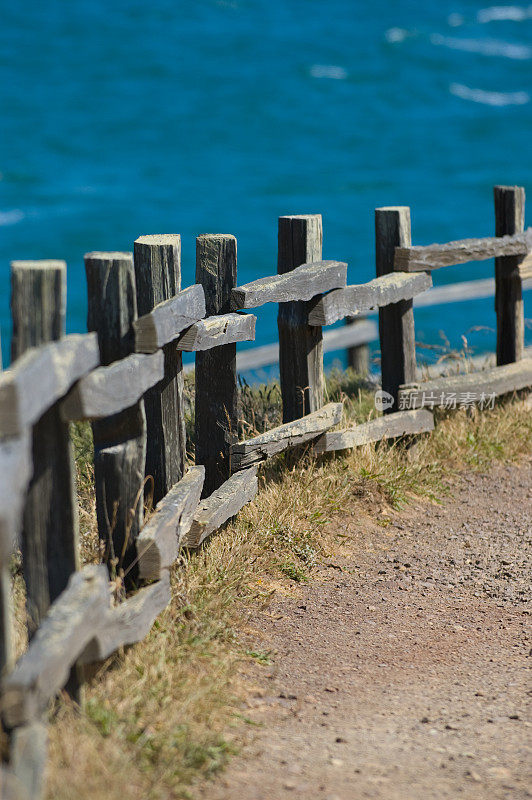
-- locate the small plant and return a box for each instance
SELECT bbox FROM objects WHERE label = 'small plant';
[245,649,273,665]
[85,699,119,738]
[279,560,308,582]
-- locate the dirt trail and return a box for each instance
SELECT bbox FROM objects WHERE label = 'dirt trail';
[199,460,531,800]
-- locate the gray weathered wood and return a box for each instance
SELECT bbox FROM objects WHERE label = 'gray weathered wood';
[519,251,532,280]
[2,565,109,727]
[1,772,28,800]
[177,313,256,351]
[232,260,347,310]
[0,334,99,438]
[416,275,532,306]
[134,235,188,506]
[10,261,66,360]
[9,721,48,800]
[10,263,86,709]
[134,284,206,353]
[183,467,258,548]
[79,571,171,664]
[61,352,164,422]
[136,466,205,580]
[85,252,138,363]
[85,252,146,580]
[1,565,15,680]
[0,432,32,559]
[0,768,29,800]
[0,433,32,678]
[376,207,417,412]
[494,186,525,365]
[187,274,532,375]
[314,409,434,453]
[278,215,325,422]
[394,228,532,272]
[232,402,343,469]
[415,277,494,307]
[233,319,378,372]
[308,272,432,326]
[346,316,369,376]
[398,358,532,409]
[195,235,239,497]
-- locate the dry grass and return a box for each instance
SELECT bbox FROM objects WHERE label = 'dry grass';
[41,382,532,800]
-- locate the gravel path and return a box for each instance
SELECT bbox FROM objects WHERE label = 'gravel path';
[199,459,531,800]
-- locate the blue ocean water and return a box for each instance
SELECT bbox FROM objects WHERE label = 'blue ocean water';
[1,0,531,371]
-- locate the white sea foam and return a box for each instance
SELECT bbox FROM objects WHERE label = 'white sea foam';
[0,210,24,226]
[447,13,465,27]
[310,64,348,80]
[431,33,531,59]
[385,27,409,43]
[450,82,530,105]
[477,5,532,23]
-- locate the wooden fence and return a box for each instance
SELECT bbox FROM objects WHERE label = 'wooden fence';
[1,186,532,799]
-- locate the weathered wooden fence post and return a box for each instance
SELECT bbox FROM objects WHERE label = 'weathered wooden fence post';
[10,261,80,631]
[0,338,12,681]
[375,207,416,411]
[85,252,146,582]
[0,564,13,680]
[346,316,370,376]
[195,234,238,497]
[10,260,81,708]
[277,215,324,422]
[494,185,525,365]
[134,235,186,505]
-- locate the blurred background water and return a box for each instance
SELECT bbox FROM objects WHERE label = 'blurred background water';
[1,0,531,373]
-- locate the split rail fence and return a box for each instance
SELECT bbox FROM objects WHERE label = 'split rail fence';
[1,186,532,799]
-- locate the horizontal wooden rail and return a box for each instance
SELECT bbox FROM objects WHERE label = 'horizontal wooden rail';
[134,284,206,353]
[231,260,347,309]
[394,228,532,272]
[232,402,343,469]
[183,467,258,548]
[222,276,532,373]
[176,313,256,351]
[230,319,378,373]
[79,573,171,664]
[308,272,432,326]
[136,466,205,581]
[314,409,434,453]
[61,352,164,421]
[2,566,109,728]
[0,334,99,438]
[399,358,532,409]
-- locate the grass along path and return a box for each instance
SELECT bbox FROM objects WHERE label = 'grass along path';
[37,384,531,800]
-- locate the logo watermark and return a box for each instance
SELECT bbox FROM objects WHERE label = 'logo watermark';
[398,391,497,411]
[374,390,497,411]
[374,390,395,411]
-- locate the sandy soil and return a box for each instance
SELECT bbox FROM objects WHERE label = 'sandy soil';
[198,459,531,800]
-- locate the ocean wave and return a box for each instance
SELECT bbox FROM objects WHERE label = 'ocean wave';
[450,82,530,105]
[431,33,531,59]
[310,64,348,80]
[385,27,410,43]
[0,209,24,226]
[477,5,532,23]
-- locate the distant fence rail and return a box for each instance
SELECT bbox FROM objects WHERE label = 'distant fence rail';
[1,186,531,798]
